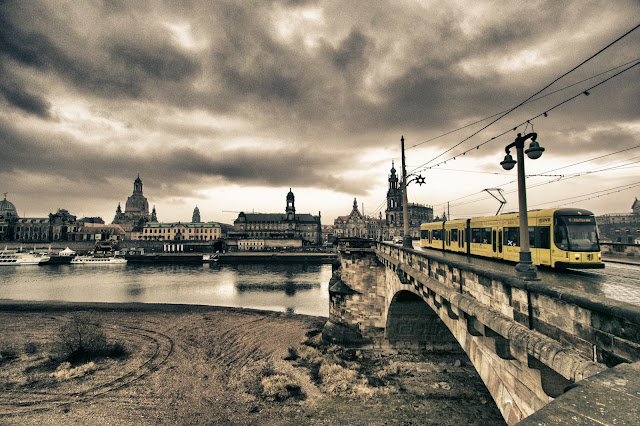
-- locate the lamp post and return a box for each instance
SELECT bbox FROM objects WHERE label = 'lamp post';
[400,136,426,248]
[500,132,545,280]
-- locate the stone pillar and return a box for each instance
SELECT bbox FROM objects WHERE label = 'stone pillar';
[322,239,387,346]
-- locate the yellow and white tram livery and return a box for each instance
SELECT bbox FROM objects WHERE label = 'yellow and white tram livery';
[420,208,604,269]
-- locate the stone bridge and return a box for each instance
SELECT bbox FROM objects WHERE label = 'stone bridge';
[322,238,640,425]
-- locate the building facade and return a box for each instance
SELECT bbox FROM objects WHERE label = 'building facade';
[597,198,640,244]
[112,175,157,231]
[334,198,365,238]
[384,162,433,239]
[131,222,221,241]
[233,189,322,245]
[0,194,79,242]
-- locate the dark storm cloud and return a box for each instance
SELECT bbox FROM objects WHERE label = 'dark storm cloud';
[0,117,368,197]
[0,76,51,118]
[0,0,638,209]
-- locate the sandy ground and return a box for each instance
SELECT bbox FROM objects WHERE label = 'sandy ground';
[0,301,504,425]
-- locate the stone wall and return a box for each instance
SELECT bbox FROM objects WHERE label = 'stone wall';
[601,242,640,257]
[324,239,640,424]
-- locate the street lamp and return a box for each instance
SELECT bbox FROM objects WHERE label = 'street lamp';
[400,136,426,248]
[500,132,545,280]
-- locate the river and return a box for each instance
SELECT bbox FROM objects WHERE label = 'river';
[0,262,332,317]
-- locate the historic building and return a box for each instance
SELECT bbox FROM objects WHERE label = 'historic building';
[334,198,365,238]
[384,162,433,240]
[112,175,157,231]
[0,193,19,241]
[0,194,79,242]
[131,221,221,241]
[597,198,640,244]
[192,206,201,223]
[233,189,322,245]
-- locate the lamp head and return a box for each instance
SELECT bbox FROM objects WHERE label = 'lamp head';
[500,153,516,170]
[525,140,545,160]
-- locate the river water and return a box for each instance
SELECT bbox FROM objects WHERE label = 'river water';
[0,263,332,317]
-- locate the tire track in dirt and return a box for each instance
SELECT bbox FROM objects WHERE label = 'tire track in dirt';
[0,323,174,417]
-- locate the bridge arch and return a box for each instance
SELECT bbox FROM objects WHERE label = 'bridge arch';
[324,238,640,424]
[386,289,459,351]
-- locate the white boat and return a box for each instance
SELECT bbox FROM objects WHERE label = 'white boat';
[70,256,127,265]
[0,250,51,265]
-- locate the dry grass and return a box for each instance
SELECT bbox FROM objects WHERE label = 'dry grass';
[50,362,97,381]
[0,303,505,425]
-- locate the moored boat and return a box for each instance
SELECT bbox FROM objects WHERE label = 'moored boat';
[70,255,127,265]
[0,250,51,265]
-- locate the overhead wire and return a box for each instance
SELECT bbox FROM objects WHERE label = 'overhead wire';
[407,24,640,171]
[407,59,640,175]
[405,57,640,151]
[430,149,640,212]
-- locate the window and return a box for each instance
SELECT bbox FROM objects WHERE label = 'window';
[536,226,550,249]
[481,228,492,244]
[451,229,458,242]
[471,228,481,243]
[504,227,519,247]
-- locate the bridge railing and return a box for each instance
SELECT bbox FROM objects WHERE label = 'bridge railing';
[377,241,640,367]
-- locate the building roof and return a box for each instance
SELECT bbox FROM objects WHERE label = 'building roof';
[144,222,220,229]
[238,213,319,223]
[0,195,18,218]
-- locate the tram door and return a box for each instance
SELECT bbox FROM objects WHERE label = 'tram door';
[492,227,503,259]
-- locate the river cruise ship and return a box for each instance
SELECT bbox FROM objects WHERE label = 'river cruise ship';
[70,255,127,265]
[0,250,51,265]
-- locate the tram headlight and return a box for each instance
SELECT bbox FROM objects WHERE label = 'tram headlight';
[575,254,580,260]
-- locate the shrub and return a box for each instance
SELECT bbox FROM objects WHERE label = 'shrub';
[318,363,362,394]
[24,342,39,355]
[0,345,19,361]
[261,374,302,401]
[284,346,299,361]
[57,312,108,361]
[108,341,128,358]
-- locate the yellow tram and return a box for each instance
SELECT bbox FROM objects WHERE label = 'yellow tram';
[420,208,604,269]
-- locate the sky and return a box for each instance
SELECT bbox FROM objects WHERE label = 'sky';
[1,0,639,226]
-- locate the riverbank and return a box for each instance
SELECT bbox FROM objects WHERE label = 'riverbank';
[0,301,504,425]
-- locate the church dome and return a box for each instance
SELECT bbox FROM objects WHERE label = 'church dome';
[0,194,18,218]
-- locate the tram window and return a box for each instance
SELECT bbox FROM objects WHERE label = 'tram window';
[421,229,428,239]
[536,227,550,249]
[554,220,569,250]
[451,229,458,242]
[481,228,492,244]
[471,228,481,243]
[504,227,519,246]
[529,227,535,247]
[432,229,442,240]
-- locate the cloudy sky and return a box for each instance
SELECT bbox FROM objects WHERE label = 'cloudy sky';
[1,0,639,225]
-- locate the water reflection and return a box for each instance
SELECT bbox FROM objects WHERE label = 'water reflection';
[0,262,332,317]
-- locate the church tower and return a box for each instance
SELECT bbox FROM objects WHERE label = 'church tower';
[286,188,296,221]
[192,206,201,223]
[133,174,143,194]
[386,161,402,226]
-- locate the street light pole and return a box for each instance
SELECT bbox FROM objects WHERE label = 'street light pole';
[500,132,545,280]
[401,136,412,248]
[400,136,426,248]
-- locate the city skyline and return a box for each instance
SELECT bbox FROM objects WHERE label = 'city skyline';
[1,1,639,225]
